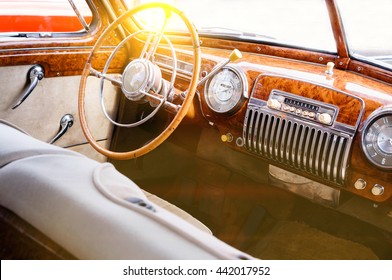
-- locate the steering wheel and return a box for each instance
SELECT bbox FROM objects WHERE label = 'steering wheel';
[78,2,200,160]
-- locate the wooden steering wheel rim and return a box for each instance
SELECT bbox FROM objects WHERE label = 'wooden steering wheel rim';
[78,2,201,160]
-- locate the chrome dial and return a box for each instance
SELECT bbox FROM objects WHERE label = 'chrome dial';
[362,111,392,170]
[205,65,247,114]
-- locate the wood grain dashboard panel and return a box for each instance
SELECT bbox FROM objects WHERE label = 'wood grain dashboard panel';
[183,48,392,203]
[251,75,363,127]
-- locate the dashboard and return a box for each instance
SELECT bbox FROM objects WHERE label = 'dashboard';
[158,47,392,204]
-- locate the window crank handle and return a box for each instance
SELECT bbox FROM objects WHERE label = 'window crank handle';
[12,65,44,110]
[49,114,74,144]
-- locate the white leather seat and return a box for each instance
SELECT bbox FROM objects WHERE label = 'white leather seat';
[0,120,251,259]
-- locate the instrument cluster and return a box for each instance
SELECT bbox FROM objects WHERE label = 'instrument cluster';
[361,108,392,170]
[204,65,248,114]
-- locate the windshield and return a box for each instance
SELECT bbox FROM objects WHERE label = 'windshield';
[126,0,337,53]
[336,0,392,70]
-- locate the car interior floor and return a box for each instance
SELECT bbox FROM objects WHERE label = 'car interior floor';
[111,120,392,260]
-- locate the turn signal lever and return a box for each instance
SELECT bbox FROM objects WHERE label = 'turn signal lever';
[177,49,242,102]
[197,48,242,87]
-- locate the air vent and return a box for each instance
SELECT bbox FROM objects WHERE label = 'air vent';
[243,104,352,185]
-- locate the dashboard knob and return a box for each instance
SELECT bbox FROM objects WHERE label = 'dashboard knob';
[325,62,335,75]
[318,113,332,125]
[371,184,384,196]
[267,99,281,110]
[221,133,233,143]
[354,178,367,190]
[282,104,290,111]
[229,49,242,62]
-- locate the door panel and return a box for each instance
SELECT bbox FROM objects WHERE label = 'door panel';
[0,65,119,161]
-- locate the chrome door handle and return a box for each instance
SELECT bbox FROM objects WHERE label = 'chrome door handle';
[12,65,44,110]
[49,114,74,144]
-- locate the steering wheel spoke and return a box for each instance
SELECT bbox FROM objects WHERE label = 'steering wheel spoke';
[79,2,200,160]
[139,31,154,60]
[89,65,123,88]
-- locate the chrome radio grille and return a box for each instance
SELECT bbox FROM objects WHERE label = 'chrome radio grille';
[243,101,352,185]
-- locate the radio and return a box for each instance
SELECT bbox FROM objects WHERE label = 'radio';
[266,90,338,126]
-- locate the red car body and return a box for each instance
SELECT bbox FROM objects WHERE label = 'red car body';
[0,0,91,32]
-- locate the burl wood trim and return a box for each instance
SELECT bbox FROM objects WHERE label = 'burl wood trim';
[252,75,363,127]
[325,0,349,60]
[347,137,392,202]
[348,60,392,85]
[0,0,120,77]
[168,48,392,202]
[0,49,126,77]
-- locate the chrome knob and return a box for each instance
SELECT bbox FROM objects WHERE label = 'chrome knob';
[354,178,367,190]
[371,184,384,196]
[282,104,290,111]
[318,113,332,125]
[267,99,281,110]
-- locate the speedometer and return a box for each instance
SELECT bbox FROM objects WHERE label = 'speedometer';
[205,65,248,114]
[362,109,392,170]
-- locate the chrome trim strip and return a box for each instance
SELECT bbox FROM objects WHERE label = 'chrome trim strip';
[243,109,251,148]
[341,138,351,182]
[291,123,300,168]
[303,127,313,171]
[274,117,283,160]
[334,136,345,182]
[248,109,256,149]
[286,121,295,165]
[321,132,331,177]
[269,116,278,158]
[327,135,338,180]
[258,112,266,154]
[314,131,324,175]
[280,119,289,162]
[309,130,320,173]
[253,111,261,152]
[263,115,272,156]
[297,125,307,169]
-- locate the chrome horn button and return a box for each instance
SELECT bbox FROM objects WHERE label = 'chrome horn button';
[121,59,162,101]
[122,59,149,101]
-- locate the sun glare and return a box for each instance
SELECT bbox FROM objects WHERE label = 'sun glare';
[132,1,185,31]
[130,0,187,31]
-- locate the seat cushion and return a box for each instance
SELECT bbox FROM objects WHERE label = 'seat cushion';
[0,120,250,259]
[142,190,212,234]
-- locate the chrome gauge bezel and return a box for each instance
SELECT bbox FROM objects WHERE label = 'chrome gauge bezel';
[204,65,248,114]
[361,108,392,170]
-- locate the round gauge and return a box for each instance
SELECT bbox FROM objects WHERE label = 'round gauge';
[205,65,248,114]
[362,110,392,170]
